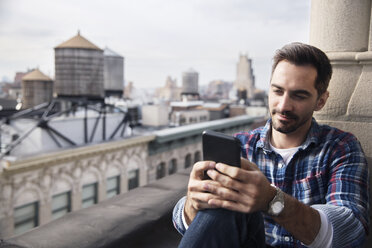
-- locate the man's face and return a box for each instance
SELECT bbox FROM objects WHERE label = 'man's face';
[268,60,328,134]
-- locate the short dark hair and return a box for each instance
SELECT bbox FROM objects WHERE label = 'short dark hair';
[271,42,332,96]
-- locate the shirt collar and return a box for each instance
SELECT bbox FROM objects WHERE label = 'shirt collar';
[257,118,320,152]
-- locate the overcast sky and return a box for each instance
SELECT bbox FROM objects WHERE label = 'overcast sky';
[0,0,311,91]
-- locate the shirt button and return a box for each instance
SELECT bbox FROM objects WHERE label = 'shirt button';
[284,236,290,242]
[278,162,284,168]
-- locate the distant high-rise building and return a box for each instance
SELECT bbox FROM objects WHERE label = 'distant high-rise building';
[3,71,27,100]
[21,69,53,109]
[235,54,255,101]
[181,69,199,100]
[14,72,28,87]
[54,31,104,100]
[155,76,182,102]
[205,80,233,100]
[124,81,134,99]
[104,47,124,98]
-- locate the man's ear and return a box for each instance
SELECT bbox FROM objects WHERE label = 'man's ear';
[315,91,329,111]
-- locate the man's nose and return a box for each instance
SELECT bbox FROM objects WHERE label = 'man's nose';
[277,94,293,112]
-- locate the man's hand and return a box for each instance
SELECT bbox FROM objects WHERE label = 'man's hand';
[204,158,321,245]
[203,158,276,213]
[184,161,222,225]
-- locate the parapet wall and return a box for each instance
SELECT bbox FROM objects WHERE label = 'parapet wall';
[0,169,190,248]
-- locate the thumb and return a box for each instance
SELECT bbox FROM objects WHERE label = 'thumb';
[241,158,259,171]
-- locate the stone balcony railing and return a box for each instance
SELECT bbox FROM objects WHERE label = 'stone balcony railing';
[0,168,191,248]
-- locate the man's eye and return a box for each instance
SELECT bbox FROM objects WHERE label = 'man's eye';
[294,95,306,100]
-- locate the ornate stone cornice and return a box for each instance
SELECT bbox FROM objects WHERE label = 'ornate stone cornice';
[328,51,372,65]
[2,135,156,175]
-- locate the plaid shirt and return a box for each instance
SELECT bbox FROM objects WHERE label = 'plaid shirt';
[172,119,369,247]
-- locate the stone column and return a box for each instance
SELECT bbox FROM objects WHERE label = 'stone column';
[310,0,370,52]
[120,170,128,194]
[98,179,106,202]
[310,2,372,246]
[71,190,82,211]
[310,0,372,163]
[0,215,12,238]
[39,201,51,225]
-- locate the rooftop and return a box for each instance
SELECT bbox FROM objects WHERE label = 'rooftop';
[55,31,102,50]
[104,47,123,57]
[22,69,52,82]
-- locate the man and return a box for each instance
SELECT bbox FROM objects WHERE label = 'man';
[172,42,369,247]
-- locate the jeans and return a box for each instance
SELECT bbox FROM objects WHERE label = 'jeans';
[178,208,266,248]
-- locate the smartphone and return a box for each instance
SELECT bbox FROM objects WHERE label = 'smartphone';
[202,130,242,179]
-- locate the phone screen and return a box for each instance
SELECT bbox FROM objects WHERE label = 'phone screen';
[202,130,242,179]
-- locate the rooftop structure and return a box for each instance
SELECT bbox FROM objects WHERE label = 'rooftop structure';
[54,31,104,99]
[103,47,124,98]
[21,69,53,109]
[181,69,199,100]
[55,31,101,50]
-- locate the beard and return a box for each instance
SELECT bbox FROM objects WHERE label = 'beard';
[271,109,309,134]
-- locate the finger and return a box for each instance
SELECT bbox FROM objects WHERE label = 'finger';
[189,191,222,209]
[207,199,249,213]
[204,182,241,202]
[214,163,247,181]
[241,158,259,171]
[206,168,242,190]
[190,161,216,179]
[188,178,222,193]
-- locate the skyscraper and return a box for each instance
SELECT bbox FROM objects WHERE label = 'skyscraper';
[235,54,255,101]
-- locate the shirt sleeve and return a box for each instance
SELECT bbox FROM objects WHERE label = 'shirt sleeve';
[182,204,190,230]
[172,196,187,235]
[311,205,366,247]
[307,209,333,248]
[313,134,369,247]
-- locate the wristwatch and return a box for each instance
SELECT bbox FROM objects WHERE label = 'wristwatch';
[267,184,285,217]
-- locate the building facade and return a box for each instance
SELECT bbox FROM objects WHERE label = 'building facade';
[0,115,262,238]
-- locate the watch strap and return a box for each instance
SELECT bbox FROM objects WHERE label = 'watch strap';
[267,184,285,217]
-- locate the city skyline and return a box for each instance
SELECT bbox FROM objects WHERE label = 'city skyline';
[0,0,310,91]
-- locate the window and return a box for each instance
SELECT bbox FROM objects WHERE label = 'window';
[168,159,177,175]
[128,169,139,190]
[185,154,192,168]
[14,202,39,235]
[52,191,71,220]
[194,151,201,163]
[156,162,166,179]
[107,176,120,198]
[82,183,98,208]
[180,117,186,125]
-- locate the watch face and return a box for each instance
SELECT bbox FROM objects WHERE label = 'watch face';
[273,202,284,214]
